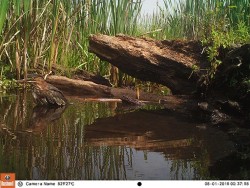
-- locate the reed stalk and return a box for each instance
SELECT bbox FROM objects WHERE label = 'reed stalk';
[0,0,9,35]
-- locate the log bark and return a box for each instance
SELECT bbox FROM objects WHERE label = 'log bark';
[89,34,209,95]
[46,75,112,97]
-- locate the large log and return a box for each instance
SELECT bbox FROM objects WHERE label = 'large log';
[89,34,208,94]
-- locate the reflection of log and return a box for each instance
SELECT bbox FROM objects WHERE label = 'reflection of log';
[88,137,192,151]
[89,34,209,94]
[84,110,235,161]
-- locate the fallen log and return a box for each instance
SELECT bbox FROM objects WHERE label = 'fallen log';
[120,95,144,106]
[89,34,209,95]
[46,75,112,97]
[30,62,111,86]
[46,75,193,113]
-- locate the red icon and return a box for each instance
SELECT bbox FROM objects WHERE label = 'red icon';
[0,173,15,188]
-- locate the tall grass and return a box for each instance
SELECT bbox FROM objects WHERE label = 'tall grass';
[0,0,249,86]
[0,0,142,82]
[139,0,250,40]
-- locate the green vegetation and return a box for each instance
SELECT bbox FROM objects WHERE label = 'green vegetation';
[0,0,249,90]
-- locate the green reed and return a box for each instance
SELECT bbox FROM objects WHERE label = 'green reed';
[0,0,9,35]
[0,0,142,81]
[140,0,250,40]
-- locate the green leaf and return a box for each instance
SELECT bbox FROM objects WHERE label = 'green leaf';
[0,0,9,34]
[228,5,237,9]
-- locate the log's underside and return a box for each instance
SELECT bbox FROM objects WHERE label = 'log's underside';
[89,34,208,95]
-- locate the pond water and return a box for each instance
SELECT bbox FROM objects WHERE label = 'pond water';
[0,90,250,180]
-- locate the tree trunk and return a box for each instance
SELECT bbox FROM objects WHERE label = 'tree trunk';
[89,34,209,95]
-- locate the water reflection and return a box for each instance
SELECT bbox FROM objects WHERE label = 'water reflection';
[0,90,239,180]
[29,105,66,133]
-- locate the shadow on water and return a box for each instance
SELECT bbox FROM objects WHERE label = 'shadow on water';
[0,90,249,180]
[28,105,66,133]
